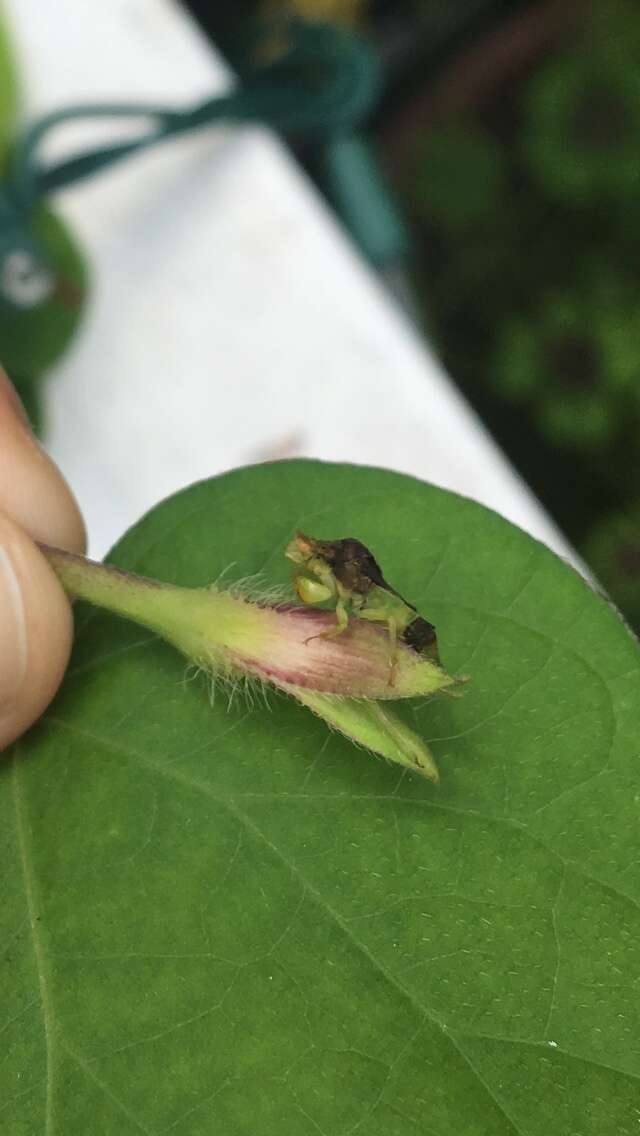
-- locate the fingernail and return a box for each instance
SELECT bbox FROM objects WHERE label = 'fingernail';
[0,544,28,710]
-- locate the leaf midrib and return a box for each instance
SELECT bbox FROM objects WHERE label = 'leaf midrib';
[40,712,624,1135]
[13,751,55,1136]
[22,709,640,1136]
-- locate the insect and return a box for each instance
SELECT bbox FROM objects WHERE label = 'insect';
[285,532,441,668]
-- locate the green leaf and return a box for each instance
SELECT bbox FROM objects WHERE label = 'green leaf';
[0,206,88,378]
[0,3,19,160]
[3,460,639,1135]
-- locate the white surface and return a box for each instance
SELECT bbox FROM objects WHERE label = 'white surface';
[6,0,577,564]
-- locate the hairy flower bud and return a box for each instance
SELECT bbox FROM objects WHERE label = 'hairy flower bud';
[43,546,459,780]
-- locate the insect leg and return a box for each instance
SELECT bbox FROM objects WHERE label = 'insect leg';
[294,574,334,605]
[358,607,399,686]
[303,596,351,644]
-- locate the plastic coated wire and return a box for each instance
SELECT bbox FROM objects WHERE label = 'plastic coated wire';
[6,22,381,214]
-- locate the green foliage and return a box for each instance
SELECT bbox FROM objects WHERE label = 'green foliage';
[395,0,640,627]
[492,283,640,450]
[522,15,640,205]
[0,3,18,159]
[408,126,507,229]
[583,503,640,627]
[0,206,88,377]
[0,11,86,425]
[3,460,639,1134]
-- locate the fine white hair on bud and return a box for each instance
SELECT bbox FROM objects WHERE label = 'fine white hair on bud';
[42,545,460,780]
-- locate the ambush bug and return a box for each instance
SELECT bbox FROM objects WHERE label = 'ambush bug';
[285,533,441,669]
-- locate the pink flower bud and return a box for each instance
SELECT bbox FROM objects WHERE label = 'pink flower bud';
[42,546,460,780]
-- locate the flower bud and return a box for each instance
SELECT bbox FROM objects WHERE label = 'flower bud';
[42,545,457,779]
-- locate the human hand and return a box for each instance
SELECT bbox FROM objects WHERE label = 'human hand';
[0,369,85,749]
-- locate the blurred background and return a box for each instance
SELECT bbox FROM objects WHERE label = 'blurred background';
[1,0,639,630]
[188,0,640,628]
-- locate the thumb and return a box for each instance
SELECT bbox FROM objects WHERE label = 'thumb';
[0,369,86,750]
[0,512,74,749]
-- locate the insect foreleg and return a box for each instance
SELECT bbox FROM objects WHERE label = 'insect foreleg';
[303,594,351,644]
[294,575,334,605]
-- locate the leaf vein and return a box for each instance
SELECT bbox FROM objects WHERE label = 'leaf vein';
[65,1042,157,1135]
[218,796,524,1136]
[12,753,56,1136]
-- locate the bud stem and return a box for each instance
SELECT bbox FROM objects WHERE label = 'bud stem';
[41,544,446,781]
